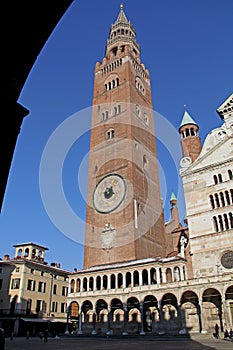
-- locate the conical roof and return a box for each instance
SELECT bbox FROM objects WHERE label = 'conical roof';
[170,192,177,201]
[179,110,198,130]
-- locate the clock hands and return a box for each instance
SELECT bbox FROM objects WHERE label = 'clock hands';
[104,186,114,199]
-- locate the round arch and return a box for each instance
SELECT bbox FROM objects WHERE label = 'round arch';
[202,288,222,332]
[143,295,159,332]
[180,290,200,333]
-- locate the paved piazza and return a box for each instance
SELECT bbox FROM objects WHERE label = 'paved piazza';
[4,334,233,350]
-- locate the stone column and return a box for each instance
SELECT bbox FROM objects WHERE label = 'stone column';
[91,311,97,335]
[158,301,164,334]
[140,301,146,335]
[148,269,151,285]
[93,276,97,291]
[122,303,128,335]
[198,302,206,334]
[122,273,126,288]
[107,306,112,333]
[180,266,185,281]
[177,304,186,334]
[78,310,83,335]
[162,269,166,284]
[139,270,143,286]
[223,298,231,329]
[65,305,70,335]
[107,274,111,290]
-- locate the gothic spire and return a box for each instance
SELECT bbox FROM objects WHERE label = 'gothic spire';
[116,4,129,24]
[105,4,140,58]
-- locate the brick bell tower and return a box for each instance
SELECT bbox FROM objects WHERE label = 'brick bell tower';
[179,107,202,165]
[84,5,167,268]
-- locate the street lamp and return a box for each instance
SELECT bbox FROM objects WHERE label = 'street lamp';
[65,305,70,335]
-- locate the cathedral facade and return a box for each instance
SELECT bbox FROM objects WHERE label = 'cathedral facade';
[67,6,233,336]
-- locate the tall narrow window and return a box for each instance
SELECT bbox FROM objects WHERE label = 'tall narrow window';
[70,279,75,293]
[229,213,233,228]
[215,193,220,207]
[213,216,218,232]
[190,128,195,136]
[136,104,141,116]
[144,113,148,124]
[53,284,57,295]
[223,214,229,230]
[76,279,80,292]
[11,278,20,289]
[218,173,223,183]
[102,111,108,121]
[209,195,215,209]
[225,191,230,205]
[218,215,224,231]
[220,192,225,206]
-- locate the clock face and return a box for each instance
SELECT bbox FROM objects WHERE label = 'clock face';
[93,174,126,213]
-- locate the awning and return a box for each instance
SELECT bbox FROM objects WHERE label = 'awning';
[21,318,50,323]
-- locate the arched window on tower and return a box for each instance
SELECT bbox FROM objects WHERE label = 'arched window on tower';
[136,104,141,117]
[102,111,108,121]
[143,155,148,171]
[228,169,233,180]
[17,248,22,258]
[143,113,148,125]
[114,104,121,115]
[106,129,115,140]
[24,248,29,257]
[190,128,195,136]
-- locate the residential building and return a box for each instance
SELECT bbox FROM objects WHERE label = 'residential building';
[0,243,70,336]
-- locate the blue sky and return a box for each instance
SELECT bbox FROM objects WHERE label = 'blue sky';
[0,0,232,271]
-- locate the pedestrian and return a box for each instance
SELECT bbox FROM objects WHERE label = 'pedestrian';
[43,328,49,342]
[0,328,5,350]
[26,331,29,339]
[214,323,219,339]
[224,329,229,338]
[229,328,233,339]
